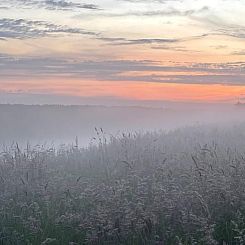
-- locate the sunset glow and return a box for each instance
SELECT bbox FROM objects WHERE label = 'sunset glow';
[2,79,245,102]
[0,0,245,103]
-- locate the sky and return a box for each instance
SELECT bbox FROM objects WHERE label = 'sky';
[0,0,245,104]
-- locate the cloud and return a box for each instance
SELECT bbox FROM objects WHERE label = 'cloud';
[98,37,180,45]
[0,53,244,85]
[210,45,227,50]
[191,14,245,40]
[97,33,212,46]
[217,27,245,39]
[151,45,200,53]
[74,5,209,19]
[43,0,100,10]
[118,0,181,3]
[232,50,245,56]
[1,0,100,11]
[0,18,99,39]
[0,17,212,51]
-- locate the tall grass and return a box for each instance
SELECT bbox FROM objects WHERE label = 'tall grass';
[1,124,245,244]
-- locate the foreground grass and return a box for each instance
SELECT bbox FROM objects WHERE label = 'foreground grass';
[1,125,245,244]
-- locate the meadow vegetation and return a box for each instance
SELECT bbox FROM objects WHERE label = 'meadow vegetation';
[1,125,245,244]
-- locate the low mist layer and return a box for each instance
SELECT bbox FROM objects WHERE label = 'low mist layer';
[1,103,245,147]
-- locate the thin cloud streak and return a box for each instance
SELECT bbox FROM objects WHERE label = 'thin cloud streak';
[0,0,101,11]
[0,54,244,85]
[0,18,99,40]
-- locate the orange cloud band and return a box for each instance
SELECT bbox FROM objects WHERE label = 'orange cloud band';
[1,79,244,102]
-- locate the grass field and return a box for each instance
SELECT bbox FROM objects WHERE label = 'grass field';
[1,125,245,244]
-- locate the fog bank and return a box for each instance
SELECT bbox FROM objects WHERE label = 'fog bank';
[0,103,245,147]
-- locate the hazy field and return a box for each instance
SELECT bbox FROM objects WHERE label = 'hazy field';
[1,0,244,243]
[1,111,245,244]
